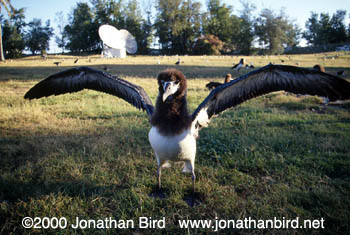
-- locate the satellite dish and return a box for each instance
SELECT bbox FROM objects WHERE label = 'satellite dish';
[119,29,138,54]
[98,24,138,56]
[98,25,123,49]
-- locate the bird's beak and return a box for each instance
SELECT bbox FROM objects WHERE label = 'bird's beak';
[162,81,179,102]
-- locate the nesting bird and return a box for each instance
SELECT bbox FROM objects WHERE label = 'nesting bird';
[245,63,255,70]
[232,58,244,71]
[337,70,345,76]
[24,65,350,205]
[313,64,325,72]
[206,74,233,90]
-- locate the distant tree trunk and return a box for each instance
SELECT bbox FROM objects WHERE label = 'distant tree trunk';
[0,22,4,61]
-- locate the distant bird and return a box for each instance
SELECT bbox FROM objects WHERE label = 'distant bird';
[74,58,79,64]
[24,65,350,206]
[313,64,325,72]
[53,62,61,66]
[281,59,285,63]
[245,63,255,69]
[175,58,181,65]
[337,70,345,76]
[206,74,233,90]
[232,58,244,71]
[103,66,110,72]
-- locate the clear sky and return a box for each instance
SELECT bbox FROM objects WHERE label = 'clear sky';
[8,0,350,52]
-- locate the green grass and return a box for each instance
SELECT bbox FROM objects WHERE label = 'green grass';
[0,54,349,234]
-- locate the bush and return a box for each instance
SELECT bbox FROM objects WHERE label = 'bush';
[192,34,224,55]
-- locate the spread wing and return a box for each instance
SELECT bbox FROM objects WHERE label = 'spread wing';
[192,64,350,131]
[24,66,154,117]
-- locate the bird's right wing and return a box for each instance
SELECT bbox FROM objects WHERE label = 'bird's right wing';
[192,64,350,134]
[24,66,154,117]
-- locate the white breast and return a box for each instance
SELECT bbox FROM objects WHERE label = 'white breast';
[148,127,196,169]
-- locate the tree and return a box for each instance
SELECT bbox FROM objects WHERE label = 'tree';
[64,2,98,52]
[91,0,125,28]
[318,13,332,45]
[236,0,256,55]
[255,8,299,54]
[154,0,182,53]
[303,10,348,46]
[174,0,202,54]
[0,0,15,61]
[154,0,203,54]
[303,12,320,46]
[2,8,25,58]
[55,11,67,53]
[25,19,54,55]
[329,10,347,44]
[138,9,153,54]
[204,0,233,44]
[124,0,146,53]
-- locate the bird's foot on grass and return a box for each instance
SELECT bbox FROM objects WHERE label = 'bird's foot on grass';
[149,187,167,199]
[184,191,203,207]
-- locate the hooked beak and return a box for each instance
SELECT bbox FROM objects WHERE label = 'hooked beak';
[162,81,179,102]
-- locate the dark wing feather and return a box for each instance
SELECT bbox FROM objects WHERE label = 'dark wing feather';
[24,66,154,117]
[192,64,350,129]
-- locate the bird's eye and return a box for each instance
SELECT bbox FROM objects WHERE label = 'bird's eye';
[175,80,180,85]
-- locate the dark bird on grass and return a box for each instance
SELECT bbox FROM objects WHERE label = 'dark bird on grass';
[337,70,345,76]
[24,64,350,206]
[206,74,233,90]
[232,58,244,71]
[53,62,61,66]
[175,58,181,65]
[245,63,255,69]
[74,58,79,64]
[313,64,325,72]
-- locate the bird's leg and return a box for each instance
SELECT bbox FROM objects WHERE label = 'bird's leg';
[191,170,196,196]
[157,167,162,191]
[150,166,165,199]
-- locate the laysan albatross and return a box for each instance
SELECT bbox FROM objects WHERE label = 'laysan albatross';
[24,64,350,200]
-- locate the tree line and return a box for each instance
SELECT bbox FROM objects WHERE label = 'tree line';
[1,0,350,60]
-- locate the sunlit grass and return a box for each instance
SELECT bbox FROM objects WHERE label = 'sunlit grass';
[0,54,349,234]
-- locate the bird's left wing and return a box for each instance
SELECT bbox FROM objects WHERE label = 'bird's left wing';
[192,64,350,132]
[24,66,154,117]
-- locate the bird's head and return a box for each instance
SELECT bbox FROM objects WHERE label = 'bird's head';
[224,74,232,83]
[157,69,187,103]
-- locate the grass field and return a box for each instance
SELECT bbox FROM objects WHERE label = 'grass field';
[0,53,349,234]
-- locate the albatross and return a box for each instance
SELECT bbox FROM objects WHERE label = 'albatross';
[24,64,350,204]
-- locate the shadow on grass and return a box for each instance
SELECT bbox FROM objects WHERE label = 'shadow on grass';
[0,64,240,82]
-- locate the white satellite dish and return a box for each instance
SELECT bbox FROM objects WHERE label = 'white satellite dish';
[119,29,138,54]
[98,24,138,57]
[98,25,123,49]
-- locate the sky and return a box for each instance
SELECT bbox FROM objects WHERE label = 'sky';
[8,0,350,53]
